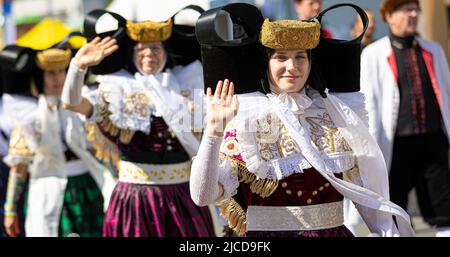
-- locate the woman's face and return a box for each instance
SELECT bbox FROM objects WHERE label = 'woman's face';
[44,69,66,97]
[268,49,310,94]
[134,42,166,74]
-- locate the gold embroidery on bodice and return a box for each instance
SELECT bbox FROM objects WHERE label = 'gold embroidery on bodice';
[122,92,153,117]
[254,112,352,162]
[303,112,352,154]
[9,127,33,157]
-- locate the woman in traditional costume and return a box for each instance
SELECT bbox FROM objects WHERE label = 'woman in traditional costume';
[0,45,35,237]
[2,40,108,237]
[190,3,414,237]
[62,9,215,237]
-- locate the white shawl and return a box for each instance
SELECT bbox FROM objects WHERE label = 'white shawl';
[231,90,414,236]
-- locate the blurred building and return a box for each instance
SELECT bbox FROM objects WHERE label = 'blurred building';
[421,0,450,61]
[1,0,109,47]
[268,0,449,62]
[1,0,449,59]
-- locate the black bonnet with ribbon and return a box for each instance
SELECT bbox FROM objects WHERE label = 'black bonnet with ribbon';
[311,3,368,95]
[165,5,205,66]
[0,30,84,95]
[196,3,267,94]
[196,3,368,95]
[83,9,132,75]
[0,45,35,95]
[84,6,206,75]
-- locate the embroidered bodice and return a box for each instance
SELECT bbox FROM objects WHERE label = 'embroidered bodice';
[84,61,204,166]
[215,89,362,235]
[219,94,357,186]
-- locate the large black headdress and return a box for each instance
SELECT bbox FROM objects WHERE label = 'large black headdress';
[165,5,205,66]
[0,45,35,95]
[311,3,368,93]
[83,9,132,75]
[196,3,267,94]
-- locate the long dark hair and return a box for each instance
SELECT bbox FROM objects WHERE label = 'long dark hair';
[262,48,327,98]
[31,66,45,94]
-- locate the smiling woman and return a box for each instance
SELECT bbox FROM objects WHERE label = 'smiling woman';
[267,50,310,94]
[133,42,167,74]
[190,3,414,238]
[61,7,215,237]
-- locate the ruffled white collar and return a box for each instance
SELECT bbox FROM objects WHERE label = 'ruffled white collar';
[268,89,312,116]
[231,89,356,181]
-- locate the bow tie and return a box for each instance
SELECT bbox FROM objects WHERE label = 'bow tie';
[276,92,312,115]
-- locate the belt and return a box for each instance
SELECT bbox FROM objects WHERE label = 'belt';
[118,160,191,185]
[246,201,344,231]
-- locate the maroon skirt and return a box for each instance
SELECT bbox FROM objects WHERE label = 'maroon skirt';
[103,181,215,237]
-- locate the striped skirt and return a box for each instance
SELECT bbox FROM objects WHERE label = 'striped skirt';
[103,181,215,237]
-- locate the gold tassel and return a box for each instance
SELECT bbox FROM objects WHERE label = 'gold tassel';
[111,151,121,167]
[85,122,120,165]
[249,178,279,198]
[109,125,119,137]
[250,179,264,195]
[95,143,105,162]
[104,119,113,133]
[85,123,96,141]
[103,147,111,163]
[228,211,238,228]
[235,214,244,233]
[217,198,247,236]
[262,179,279,197]
[119,129,135,144]
[90,95,137,160]
[100,119,109,131]
[236,165,256,184]
[221,154,279,198]
[98,99,135,144]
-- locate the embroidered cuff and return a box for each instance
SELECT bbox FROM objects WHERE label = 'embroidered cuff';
[4,172,27,216]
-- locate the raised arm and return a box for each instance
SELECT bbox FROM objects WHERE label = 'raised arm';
[3,125,33,237]
[61,37,119,117]
[190,79,239,206]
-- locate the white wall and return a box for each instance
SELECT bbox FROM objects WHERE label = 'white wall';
[12,0,83,21]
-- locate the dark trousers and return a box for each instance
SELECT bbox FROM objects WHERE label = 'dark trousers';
[389,130,450,227]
